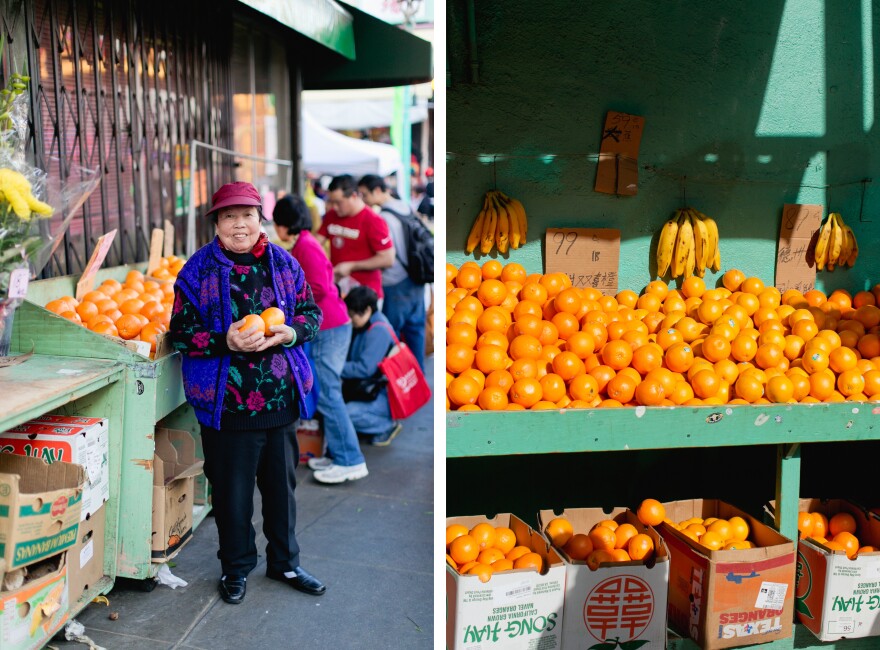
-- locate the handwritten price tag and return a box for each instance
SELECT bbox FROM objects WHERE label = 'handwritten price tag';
[7,268,29,299]
[75,230,117,300]
[595,111,645,196]
[545,228,621,293]
[776,204,822,293]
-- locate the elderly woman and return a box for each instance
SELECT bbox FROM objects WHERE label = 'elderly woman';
[170,182,325,605]
[273,194,367,484]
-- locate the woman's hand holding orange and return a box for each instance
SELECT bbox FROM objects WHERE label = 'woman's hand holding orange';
[256,324,295,351]
[227,318,265,352]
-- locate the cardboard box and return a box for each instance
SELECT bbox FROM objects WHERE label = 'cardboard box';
[0,553,68,650]
[0,454,85,570]
[446,513,566,650]
[660,499,796,650]
[1,416,109,519]
[778,498,880,641]
[296,419,323,464]
[151,428,203,562]
[537,507,670,648]
[67,505,105,604]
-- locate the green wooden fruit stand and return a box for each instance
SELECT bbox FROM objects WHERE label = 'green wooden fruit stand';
[8,264,211,585]
[447,405,880,649]
[0,355,124,628]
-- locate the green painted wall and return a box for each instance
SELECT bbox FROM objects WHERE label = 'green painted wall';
[446,2,879,295]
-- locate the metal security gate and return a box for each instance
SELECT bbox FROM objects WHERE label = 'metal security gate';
[1,0,234,277]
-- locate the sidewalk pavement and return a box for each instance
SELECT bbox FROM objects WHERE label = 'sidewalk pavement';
[54,356,434,650]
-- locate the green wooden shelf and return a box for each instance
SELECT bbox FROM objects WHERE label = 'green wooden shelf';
[11,266,212,581]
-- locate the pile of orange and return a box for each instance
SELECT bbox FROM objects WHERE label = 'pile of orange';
[149,255,185,281]
[446,260,880,410]
[797,510,876,558]
[44,269,173,354]
[446,522,543,582]
[668,514,754,551]
[544,513,657,570]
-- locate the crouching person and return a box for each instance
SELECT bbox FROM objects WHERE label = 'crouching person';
[342,286,402,446]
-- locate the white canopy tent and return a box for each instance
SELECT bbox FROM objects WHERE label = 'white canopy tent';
[301,111,403,179]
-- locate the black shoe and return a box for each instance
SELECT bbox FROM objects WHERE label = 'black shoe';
[372,422,402,447]
[266,566,326,596]
[219,575,246,604]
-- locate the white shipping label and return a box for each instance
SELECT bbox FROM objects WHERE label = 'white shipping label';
[80,538,94,568]
[827,618,855,635]
[755,581,788,610]
[495,580,534,606]
[7,268,29,298]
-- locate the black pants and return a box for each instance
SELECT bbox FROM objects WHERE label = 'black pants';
[201,421,300,577]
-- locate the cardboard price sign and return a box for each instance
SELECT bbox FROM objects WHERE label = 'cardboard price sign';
[163,219,175,257]
[545,228,621,293]
[595,111,645,196]
[776,203,822,293]
[146,228,165,276]
[75,229,117,300]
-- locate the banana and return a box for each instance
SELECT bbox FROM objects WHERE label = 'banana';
[493,193,510,254]
[672,211,694,279]
[699,212,721,272]
[814,214,833,271]
[827,212,843,272]
[466,195,487,254]
[480,194,498,255]
[847,226,859,267]
[838,222,854,267]
[504,194,528,245]
[499,193,522,249]
[689,209,709,277]
[655,211,681,277]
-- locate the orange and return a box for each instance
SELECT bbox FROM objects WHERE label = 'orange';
[634,378,665,406]
[614,523,639,550]
[513,552,544,572]
[637,499,666,526]
[562,534,594,561]
[477,330,509,351]
[505,546,531,562]
[766,375,794,403]
[493,527,517,554]
[470,523,497,550]
[690,369,720,399]
[474,346,509,374]
[681,276,706,299]
[728,516,750,541]
[701,335,731,363]
[260,306,285,329]
[552,351,585,381]
[510,378,542,408]
[665,342,694,373]
[509,335,542,360]
[139,322,165,353]
[565,331,595,359]
[863,370,880,397]
[797,512,814,538]
[601,340,633,370]
[606,373,638,403]
[501,262,527,284]
[811,512,829,538]
[446,344,476,373]
[447,376,481,407]
[545,517,574,547]
[477,386,508,411]
[631,344,663,375]
[829,512,857,537]
[480,259,503,280]
[854,291,878,308]
[859,334,880,359]
[551,312,579,340]
[466,563,494,583]
[586,549,615,571]
[477,279,508,307]
[448,322,478,348]
[89,320,118,336]
[539,374,567,403]
[446,263,459,285]
[449,535,479,564]
[754,343,783,369]
[456,265,482,289]
[829,346,858,373]
[787,371,811,401]
[722,269,746,292]
[628,534,655,561]
[588,525,617,552]
[537,320,560,346]
[838,369,865,397]
[855,305,880,329]
[568,374,600,402]
[477,306,511,334]
[519,282,548,304]
[554,287,583,315]
[510,358,539,381]
[700,531,725,550]
[741,276,765,295]
[477,547,505,566]
[833,531,860,559]
[645,280,670,299]
[115,313,144,340]
[539,272,569,298]
[446,524,469,548]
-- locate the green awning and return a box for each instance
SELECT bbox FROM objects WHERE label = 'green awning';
[237,0,356,60]
[302,2,433,90]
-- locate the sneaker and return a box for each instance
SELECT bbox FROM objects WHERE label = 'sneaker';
[371,422,402,447]
[307,456,333,471]
[313,462,369,484]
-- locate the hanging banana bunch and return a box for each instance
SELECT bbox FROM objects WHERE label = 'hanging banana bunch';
[814,212,858,271]
[655,207,720,279]
[465,190,529,256]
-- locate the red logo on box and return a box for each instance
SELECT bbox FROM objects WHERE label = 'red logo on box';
[51,495,68,517]
[584,575,655,642]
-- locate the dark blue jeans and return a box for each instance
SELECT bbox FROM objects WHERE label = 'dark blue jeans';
[382,276,426,371]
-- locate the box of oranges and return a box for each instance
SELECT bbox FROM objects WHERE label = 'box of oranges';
[537,506,670,649]
[659,499,796,649]
[445,513,566,650]
[770,498,880,641]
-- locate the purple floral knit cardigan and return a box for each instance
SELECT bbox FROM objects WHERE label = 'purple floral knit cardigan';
[174,238,321,428]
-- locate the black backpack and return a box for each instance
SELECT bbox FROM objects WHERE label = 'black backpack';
[382,205,434,285]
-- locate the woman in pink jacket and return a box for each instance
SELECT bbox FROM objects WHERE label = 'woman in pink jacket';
[273,195,367,484]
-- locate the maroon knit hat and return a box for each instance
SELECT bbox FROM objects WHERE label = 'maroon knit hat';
[207,182,262,215]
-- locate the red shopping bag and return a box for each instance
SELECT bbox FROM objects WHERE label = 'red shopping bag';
[379,340,432,419]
